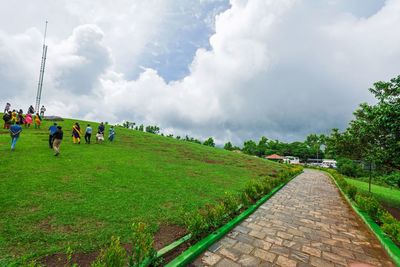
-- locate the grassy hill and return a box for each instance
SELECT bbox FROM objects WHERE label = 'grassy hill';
[0,116,293,264]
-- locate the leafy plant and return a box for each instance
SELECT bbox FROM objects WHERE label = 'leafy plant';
[65,247,78,267]
[91,236,126,267]
[184,212,208,241]
[355,194,380,220]
[346,185,357,200]
[129,223,156,267]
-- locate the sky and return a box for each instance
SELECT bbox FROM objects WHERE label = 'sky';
[1,0,399,146]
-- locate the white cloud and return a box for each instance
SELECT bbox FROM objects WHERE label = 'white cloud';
[1,0,400,145]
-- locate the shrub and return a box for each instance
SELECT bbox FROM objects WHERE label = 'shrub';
[203,203,227,229]
[380,211,400,244]
[91,236,126,267]
[355,194,380,220]
[185,212,208,241]
[129,223,156,267]
[221,192,241,216]
[337,158,363,177]
[244,180,261,202]
[346,185,358,200]
[383,172,400,188]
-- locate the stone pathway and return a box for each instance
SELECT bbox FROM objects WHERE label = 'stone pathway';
[192,169,394,267]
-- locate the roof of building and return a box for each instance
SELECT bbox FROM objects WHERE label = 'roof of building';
[265,154,284,160]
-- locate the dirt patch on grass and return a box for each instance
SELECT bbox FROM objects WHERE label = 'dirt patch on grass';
[40,251,99,267]
[39,224,188,266]
[38,217,53,232]
[37,217,74,233]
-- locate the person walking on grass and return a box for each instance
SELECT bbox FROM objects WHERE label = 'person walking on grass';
[28,105,35,114]
[24,113,33,128]
[40,105,46,117]
[53,126,63,156]
[4,102,11,113]
[10,122,22,151]
[98,122,105,135]
[48,123,58,148]
[72,122,82,144]
[108,126,115,142]
[34,113,42,129]
[85,124,92,144]
[3,111,11,129]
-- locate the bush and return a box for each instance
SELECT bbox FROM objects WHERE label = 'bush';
[184,212,208,241]
[337,158,363,177]
[221,192,241,216]
[91,236,126,267]
[355,194,380,220]
[203,203,227,229]
[346,185,357,200]
[129,223,156,267]
[380,211,400,244]
[383,172,400,188]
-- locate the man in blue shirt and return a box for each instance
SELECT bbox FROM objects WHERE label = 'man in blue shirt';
[85,124,92,144]
[10,122,22,151]
[48,123,58,148]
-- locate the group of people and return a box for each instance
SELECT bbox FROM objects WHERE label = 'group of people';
[69,122,115,145]
[3,103,46,129]
[4,102,116,156]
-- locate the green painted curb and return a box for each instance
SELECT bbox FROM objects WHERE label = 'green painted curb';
[164,172,301,267]
[323,171,400,267]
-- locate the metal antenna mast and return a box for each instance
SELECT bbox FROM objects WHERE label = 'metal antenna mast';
[35,21,48,112]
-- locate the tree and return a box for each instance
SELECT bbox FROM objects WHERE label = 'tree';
[122,121,136,129]
[325,75,400,170]
[242,140,257,155]
[203,137,215,147]
[256,136,268,157]
[224,141,233,151]
[145,125,160,134]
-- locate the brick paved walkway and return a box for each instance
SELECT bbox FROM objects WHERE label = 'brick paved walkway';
[192,169,394,267]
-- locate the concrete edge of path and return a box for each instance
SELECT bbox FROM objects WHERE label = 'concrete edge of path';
[321,170,400,267]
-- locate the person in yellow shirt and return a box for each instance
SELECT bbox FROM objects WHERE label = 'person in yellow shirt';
[72,122,82,144]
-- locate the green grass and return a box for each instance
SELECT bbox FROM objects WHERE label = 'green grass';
[345,178,400,208]
[0,117,291,263]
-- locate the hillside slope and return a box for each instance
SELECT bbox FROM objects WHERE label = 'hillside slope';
[0,117,292,263]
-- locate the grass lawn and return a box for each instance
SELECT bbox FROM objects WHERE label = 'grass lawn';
[0,117,292,264]
[345,178,400,208]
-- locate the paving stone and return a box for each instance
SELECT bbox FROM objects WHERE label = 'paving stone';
[277,231,293,240]
[310,256,335,267]
[237,254,261,266]
[290,249,309,263]
[215,258,240,267]
[235,225,251,234]
[322,251,348,266]
[269,244,290,257]
[194,170,394,266]
[276,255,297,267]
[218,247,241,261]
[253,248,277,263]
[253,239,272,250]
[248,230,267,240]
[233,241,254,254]
[202,252,221,266]
[302,245,321,257]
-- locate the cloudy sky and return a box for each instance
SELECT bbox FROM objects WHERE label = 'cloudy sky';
[1,0,399,145]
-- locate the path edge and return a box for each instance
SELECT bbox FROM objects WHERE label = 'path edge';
[164,171,302,267]
[322,170,400,267]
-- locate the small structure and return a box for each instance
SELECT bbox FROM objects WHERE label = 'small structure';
[321,159,337,168]
[265,154,284,162]
[283,156,300,164]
